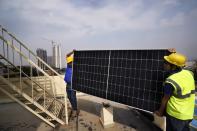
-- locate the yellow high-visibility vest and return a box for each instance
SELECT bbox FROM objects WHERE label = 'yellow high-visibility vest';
[166,69,195,120]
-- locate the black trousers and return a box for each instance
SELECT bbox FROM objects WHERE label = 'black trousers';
[66,84,77,110]
[166,114,191,131]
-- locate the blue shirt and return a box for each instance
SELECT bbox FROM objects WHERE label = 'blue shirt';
[164,83,174,95]
[64,67,72,84]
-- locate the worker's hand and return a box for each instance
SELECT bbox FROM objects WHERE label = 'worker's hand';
[168,48,176,53]
[154,110,163,117]
[67,50,74,57]
[72,49,76,54]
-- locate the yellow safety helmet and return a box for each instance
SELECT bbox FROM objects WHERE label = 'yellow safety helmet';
[66,55,73,63]
[164,53,187,67]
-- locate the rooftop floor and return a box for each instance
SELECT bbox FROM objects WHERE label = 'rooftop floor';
[0,93,161,131]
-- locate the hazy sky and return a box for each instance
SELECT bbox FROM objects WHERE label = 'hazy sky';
[0,0,197,66]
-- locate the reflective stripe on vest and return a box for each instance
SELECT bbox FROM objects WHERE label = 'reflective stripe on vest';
[165,78,195,99]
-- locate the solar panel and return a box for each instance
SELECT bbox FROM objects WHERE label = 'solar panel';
[72,50,170,112]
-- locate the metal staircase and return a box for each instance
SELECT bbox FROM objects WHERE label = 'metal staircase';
[0,25,68,127]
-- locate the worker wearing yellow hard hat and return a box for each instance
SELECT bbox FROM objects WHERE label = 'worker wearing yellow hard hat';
[64,50,79,117]
[164,53,186,67]
[66,54,73,64]
[155,51,195,131]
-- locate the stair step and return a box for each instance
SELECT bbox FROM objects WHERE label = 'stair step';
[25,94,43,105]
[23,80,41,92]
[43,98,54,109]
[32,80,51,85]
[24,80,51,90]
[33,82,51,85]
[34,79,51,82]
[0,85,18,94]
[0,62,13,67]
[46,116,54,121]
[32,83,52,87]
[34,94,43,101]
[50,101,63,117]
[2,72,20,76]
[12,93,21,97]
[35,98,54,113]
[13,93,26,101]
[0,79,20,86]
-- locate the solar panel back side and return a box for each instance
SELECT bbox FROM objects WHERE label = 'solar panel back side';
[72,50,169,112]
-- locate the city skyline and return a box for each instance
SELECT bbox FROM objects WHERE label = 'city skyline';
[36,45,62,69]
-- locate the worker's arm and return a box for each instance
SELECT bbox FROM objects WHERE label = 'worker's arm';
[155,95,170,116]
[168,48,176,53]
[66,51,74,57]
[66,49,76,57]
[155,83,173,116]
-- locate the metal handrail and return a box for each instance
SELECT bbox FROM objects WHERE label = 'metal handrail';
[1,26,63,79]
[0,26,68,124]
[0,36,67,104]
[0,54,55,100]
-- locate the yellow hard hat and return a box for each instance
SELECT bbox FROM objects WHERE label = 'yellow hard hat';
[66,55,73,63]
[164,53,186,67]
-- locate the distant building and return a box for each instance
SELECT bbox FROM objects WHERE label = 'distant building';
[36,48,47,69]
[52,44,62,69]
[47,56,53,66]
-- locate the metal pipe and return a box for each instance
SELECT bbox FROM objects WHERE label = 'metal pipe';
[20,44,22,92]
[11,38,14,65]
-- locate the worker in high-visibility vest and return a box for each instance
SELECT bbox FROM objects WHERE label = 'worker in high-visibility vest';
[155,52,195,131]
[64,50,79,117]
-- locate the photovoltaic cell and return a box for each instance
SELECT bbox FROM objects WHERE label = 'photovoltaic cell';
[72,50,170,112]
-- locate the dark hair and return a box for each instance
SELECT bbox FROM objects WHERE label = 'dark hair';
[164,60,173,66]
[67,63,72,68]
[164,60,181,70]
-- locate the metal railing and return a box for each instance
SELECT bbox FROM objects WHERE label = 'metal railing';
[0,25,68,125]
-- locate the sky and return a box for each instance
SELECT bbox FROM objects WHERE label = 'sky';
[0,0,197,66]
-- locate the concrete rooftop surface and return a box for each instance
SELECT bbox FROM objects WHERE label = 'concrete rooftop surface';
[0,93,162,131]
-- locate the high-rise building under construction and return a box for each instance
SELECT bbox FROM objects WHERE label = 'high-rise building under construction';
[52,44,62,69]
